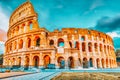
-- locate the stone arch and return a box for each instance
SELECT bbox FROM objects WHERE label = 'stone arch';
[89,58,93,67]
[96,58,100,68]
[27,37,31,48]
[49,39,54,46]
[83,57,88,68]
[100,44,102,52]
[34,36,40,47]
[81,36,85,41]
[57,56,65,68]
[68,56,74,68]
[44,55,51,68]
[58,38,64,47]
[88,42,92,52]
[82,42,86,52]
[12,58,15,66]
[18,57,21,67]
[14,41,17,50]
[25,56,29,69]
[19,39,23,49]
[101,58,105,68]
[106,58,108,68]
[94,43,98,52]
[33,56,39,68]
[104,45,106,54]
[29,21,33,30]
[69,41,72,48]
[75,41,79,50]
[10,43,12,51]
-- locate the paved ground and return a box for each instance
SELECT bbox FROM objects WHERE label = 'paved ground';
[1,72,60,80]
[0,72,32,79]
[0,68,120,80]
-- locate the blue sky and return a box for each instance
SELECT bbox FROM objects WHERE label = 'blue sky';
[0,0,120,53]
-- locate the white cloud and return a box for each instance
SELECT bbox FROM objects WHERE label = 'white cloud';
[0,7,9,32]
[106,32,120,38]
[0,41,4,54]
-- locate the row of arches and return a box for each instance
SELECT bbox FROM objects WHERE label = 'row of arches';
[6,37,114,55]
[6,55,116,69]
[8,21,34,39]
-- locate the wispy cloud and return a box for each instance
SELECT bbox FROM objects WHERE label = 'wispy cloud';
[107,32,120,38]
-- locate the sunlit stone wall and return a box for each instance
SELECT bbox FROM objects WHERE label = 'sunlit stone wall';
[3,1,117,69]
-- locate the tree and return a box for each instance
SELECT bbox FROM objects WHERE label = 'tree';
[0,54,3,65]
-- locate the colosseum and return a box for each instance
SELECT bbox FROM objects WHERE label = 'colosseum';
[3,1,117,69]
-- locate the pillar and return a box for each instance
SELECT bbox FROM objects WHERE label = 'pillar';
[24,22,30,32]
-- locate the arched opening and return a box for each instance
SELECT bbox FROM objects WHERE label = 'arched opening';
[100,44,102,52]
[106,58,108,68]
[78,58,82,66]
[110,59,112,68]
[81,36,85,41]
[68,56,74,68]
[58,38,64,47]
[10,43,12,51]
[14,41,17,50]
[94,43,98,52]
[33,56,39,68]
[75,41,79,50]
[19,39,23,49]
[89,58,93,67]
[57,57,65,69]
[28,38,31,48]
[101,58,104,68]
[107,46,109,54]
[44,55,50,68]
[104,45,106,54]
[12,58,15,66]
[35,37,40,47]
[83,57,88,68]
[96,58,100,68]
[25,56,29,70]
[69,41,72,48]
[29,21,33,30]
[82,42,86,52]
[88,42,92,52]
[49,39,54,46]
[18,57,21,67]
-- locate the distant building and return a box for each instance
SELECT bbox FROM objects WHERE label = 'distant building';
[3,1,117,69]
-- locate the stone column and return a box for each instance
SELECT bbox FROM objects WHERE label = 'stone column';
[51,51,55,64]
[23,38,27,50]
[29,54,33,68]
[40,53,43,68]
[19,25,22,34]
[64,35,69,48]
[21,55,25,68]
[24,22,30,32]
[93,59,97,68]
[32,18,39,30]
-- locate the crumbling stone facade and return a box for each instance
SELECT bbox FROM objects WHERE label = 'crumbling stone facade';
[3,1,117,69]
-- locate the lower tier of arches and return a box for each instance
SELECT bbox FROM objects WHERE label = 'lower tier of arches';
[3,53,117,69]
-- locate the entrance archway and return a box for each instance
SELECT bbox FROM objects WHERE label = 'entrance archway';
[57,57,65,68]
[89,58,93,67]
[18,57,21,67]
[44,55,50,68]
[83,57,88,68]
[25,56,29,69]
[33,56,39,68]
[106,58,108,68]
[68,56,74,68]
[101,58,104,68]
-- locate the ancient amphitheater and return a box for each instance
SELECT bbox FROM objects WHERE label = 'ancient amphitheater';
[3,1,117,69]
